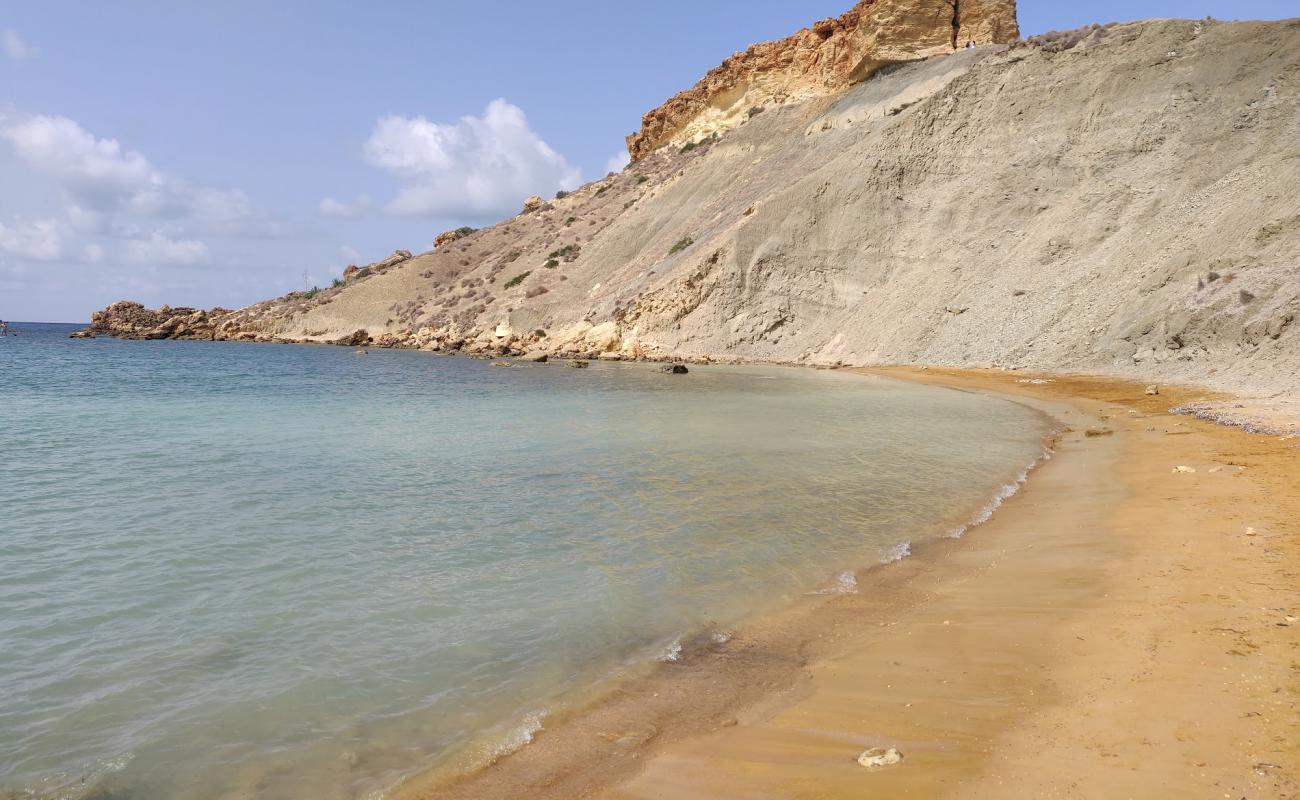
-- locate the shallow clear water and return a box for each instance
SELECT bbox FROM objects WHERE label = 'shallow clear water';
[0,323,1049,799]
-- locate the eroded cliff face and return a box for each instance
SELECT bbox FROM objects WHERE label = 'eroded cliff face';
[82,16,1300,416]
[625,0,1019,160]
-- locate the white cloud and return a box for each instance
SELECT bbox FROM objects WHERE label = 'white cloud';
[2,29,38,61]
[124,232,210,265]
[0,111,249,221]
[605,150,631,175]
[319,194,369,217]
[0,218,65,260]
[362,98,580,217]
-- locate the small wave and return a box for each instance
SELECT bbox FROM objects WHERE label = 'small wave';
[13,752,135,800]
[881,541,912,564]
[814,570,859,595]
[948,446,1054,539]
[488,711,545,762]
[658,639,683,662]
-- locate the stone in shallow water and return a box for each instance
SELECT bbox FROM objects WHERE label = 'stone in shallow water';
[857,747,903,769]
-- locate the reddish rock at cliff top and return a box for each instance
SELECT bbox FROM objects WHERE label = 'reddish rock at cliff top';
[625,0,1019,160]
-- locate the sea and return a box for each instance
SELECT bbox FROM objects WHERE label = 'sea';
[0,321,1051,799]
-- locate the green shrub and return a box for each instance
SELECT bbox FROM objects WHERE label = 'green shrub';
[504,271,531,289]
[544,259,560,269]
[669,236,693,255]
[680,140,698,154]
[636,175,649,185]
[504,250,522,263]
[455,226,478,236]
[555,190,570,200]
[535,329,547,338]
[331,278,344,288]
[565,216,577,226]
[595,186,608,196]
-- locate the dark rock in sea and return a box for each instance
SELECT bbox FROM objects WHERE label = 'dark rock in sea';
[567,360,589,369]
[337,329,371,347]
[661,364,690,374]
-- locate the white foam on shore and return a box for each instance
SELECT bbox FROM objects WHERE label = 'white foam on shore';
[814,570,860,594]
[948,445,1054,539]
[881,541,913,564]
[658,639,683,662]
[488,711,545,762]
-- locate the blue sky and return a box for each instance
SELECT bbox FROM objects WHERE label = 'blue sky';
[2,1,1295,321]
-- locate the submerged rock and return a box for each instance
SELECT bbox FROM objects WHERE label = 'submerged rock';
[566,360,589,369]
[661,364,690,374]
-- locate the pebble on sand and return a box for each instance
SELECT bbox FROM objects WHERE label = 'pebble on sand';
[857,747,904,769]
[1172,466,1196,474]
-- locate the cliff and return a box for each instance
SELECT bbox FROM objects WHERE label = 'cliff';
[82,8,1300,423]
[626,0,1019,160]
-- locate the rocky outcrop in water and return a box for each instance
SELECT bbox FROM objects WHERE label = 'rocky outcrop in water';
[76,301,232,340]
[625,0,1019,159]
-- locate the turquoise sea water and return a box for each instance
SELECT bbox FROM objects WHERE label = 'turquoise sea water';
[0,322,1050,799]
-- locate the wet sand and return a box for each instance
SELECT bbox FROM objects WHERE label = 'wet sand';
[395,368,1299,799]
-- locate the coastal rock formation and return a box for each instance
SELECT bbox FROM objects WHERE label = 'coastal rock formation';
[78,301,232,340]
[81,9,1300,411]
[625,0,1019,159]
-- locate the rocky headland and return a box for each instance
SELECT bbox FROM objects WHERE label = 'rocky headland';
[80,2,1300,425]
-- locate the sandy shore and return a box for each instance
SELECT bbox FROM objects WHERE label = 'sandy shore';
[395,368,1299,799]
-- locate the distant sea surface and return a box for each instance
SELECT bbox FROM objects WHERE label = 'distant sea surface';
[0,322,1049,799]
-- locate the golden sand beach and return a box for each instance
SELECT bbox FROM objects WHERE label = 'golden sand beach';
[397,369,1298,799]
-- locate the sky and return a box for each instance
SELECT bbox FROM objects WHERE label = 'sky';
[2,1,1295,321]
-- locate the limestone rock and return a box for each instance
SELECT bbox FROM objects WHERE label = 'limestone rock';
[625,0,1019,160]
[342,264,360,282]
[338,329,371,347]
[566,360,590,369]
[369,250,412,272]
[857,747,904,768]
[435,229,468,249]
[523,195,545,213]
[1145,385,1160,396]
